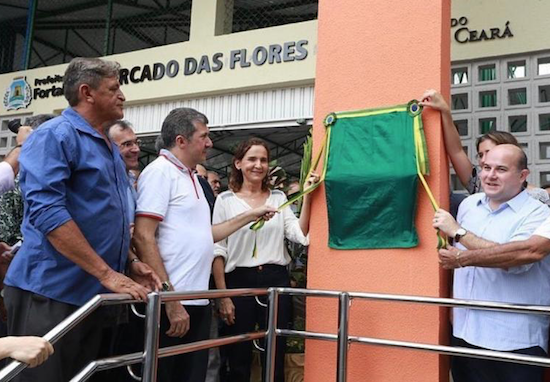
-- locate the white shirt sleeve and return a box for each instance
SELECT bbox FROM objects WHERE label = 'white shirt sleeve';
[213,196,229,261]
[0,162,15,195]
[533,216,550,240]
[281,203,309,246]
[135,165,171,220]
[508,205,550,274]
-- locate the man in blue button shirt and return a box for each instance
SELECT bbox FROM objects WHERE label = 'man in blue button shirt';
[433,144,550,382]
[3,57,151,382]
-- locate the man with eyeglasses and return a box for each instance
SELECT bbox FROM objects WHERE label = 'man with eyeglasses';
[106,120,158,278]
[107,120,140,227]
[103,120,160,381]
[107,120,140,176]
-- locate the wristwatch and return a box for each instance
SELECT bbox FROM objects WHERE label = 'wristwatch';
[454,228,467,243]
[161,281,173,292]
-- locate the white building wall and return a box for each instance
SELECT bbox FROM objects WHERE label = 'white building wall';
[125,85,315,134]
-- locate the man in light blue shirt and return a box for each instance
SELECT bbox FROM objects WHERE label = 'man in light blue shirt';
[434,144,550,382]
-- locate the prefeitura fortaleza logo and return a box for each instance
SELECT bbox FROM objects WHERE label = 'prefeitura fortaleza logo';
[3,76,32,111]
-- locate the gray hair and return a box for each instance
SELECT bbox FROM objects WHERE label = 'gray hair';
[63,57,121,107]
[105,119,133,139]
[155,135,165,153]
[160,107,209,149]
[25,114,56,129]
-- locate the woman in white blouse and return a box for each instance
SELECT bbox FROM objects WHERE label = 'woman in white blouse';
[212,137,318,382]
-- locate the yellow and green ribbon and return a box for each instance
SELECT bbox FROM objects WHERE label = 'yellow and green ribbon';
[409,101,448,249]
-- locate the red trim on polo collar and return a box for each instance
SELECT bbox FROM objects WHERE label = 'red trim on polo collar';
[159,154,200,199]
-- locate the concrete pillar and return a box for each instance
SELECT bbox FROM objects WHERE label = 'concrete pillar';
[190,0,233,41]
[305,1,451,381]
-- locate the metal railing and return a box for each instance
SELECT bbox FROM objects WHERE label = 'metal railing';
[2,287,550,382]
[264,288,550,382]
[0,293,134,382]
[0,288,268,382]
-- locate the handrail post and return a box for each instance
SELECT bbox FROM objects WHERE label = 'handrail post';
[337,292,350,382]
[142,292,162,382]
[264,288,279,382]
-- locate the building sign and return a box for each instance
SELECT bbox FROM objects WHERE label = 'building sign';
[119,40,309,85]
[2,39,310,109]
[33,75,64,99]
[451,17,514,44]
[3,76,32,110]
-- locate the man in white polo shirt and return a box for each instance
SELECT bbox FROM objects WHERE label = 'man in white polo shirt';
[133,108,275,382]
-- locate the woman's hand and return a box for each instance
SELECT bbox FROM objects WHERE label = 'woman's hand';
[3,336,54,368]
[219,297,236,325]
[304,171,321,189]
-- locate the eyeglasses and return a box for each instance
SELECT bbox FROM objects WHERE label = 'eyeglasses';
[118,139,141,149]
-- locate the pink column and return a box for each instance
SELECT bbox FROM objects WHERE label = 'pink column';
[305,1,451,381]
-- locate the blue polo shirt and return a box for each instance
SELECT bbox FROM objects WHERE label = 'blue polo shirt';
[5,107,130,306]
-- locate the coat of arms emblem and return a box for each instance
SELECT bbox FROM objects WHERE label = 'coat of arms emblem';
[3,76,32,111]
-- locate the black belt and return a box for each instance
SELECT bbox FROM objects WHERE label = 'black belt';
[234,264,286,272]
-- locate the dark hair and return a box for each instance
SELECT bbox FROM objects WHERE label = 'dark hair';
[24,114,56,129]
[105,119,133,138]
[63,57,121,107]
[475,131,518,152]
[229,138,270,192]
[516,146,528,171]
[160,107,209,149]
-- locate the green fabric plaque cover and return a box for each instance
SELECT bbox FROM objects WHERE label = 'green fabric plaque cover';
[324,103,427,249]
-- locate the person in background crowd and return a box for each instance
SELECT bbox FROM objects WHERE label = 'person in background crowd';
[3,57,154,382]
[0,126,32,195]
[0,115,56,247]
[94,120,161,382]
[133,108,276,382]
[0,114,56,337]
[106,119,160,287]
[420,89,550,205]
[285,180,308,284]
[197,163,208,178]
[212,137,320,382]
[208,171,222,197]
[204,170,222,382]
[107,121,140,222]
[433,145,550,382]
[196,164,215,213]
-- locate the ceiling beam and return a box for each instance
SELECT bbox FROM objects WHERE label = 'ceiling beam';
[119,24,161,48]
[72,29,102,56]
[32,35,78,60]
[34,18,190,30]
[0,2,30,11]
